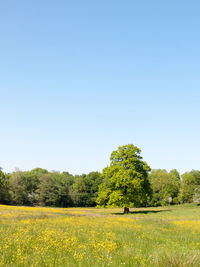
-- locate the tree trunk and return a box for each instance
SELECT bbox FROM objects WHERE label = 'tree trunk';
[124,207,129,214]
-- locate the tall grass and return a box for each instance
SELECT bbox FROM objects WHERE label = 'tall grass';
[0,204,200,266]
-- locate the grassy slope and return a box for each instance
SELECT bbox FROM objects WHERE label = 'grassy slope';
[0,204,200,267]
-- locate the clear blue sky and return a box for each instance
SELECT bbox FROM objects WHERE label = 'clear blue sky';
[0,1,199,175]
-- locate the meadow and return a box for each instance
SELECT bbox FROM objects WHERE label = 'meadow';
[0,204,200,266]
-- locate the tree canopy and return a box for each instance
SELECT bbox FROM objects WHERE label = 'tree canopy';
[148,169,180,206]
[96,144,151,211]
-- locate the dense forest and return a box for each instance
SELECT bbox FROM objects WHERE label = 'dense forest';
[0,166,200,207]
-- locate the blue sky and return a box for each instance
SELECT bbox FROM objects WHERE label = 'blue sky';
[0,1,199,175]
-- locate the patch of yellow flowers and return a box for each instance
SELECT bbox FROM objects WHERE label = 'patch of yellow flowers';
[172,220,200,232]
[0,205,144,266]
[1,205,200,266]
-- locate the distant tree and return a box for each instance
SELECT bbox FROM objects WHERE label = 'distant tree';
[178,172,198,203]
[169,169,181,184]
[189,170,200,185]
[9,171,39,205]
[149,169,180,206]
[37,173,72,207]
[96,144,151,213]
[0,169,11,204]
[60,171,74,186]
[73,172,102,207]
[84,172,103,206]
[70,175,88,206]
[37,173,60,206]
[9,171,29,205]
[193,186,200,204]
[70,172,102,207]
[0,168,5,189]
[30,168,48,176]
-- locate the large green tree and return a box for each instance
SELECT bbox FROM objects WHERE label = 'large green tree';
[96,144,151,213]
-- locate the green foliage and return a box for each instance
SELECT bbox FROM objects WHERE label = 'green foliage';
[193,186,200,203]
[9,170,40,205]
[178,172,198,203]
[96,183,111,207]
[37,173,67,206]
[149,169,180,206]
[70,172,102,207]
[30,168,48,176]
[0,169,11,204]
[0,168,6,189]
[97,144,151,208]
[2,167,102,207]
[189,170,200,185]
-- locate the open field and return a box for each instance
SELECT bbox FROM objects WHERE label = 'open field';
[0,205,200,266]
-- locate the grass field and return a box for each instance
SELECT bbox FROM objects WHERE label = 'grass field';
[0,204,200,266]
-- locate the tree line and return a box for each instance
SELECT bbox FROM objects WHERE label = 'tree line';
[0,168,103,207]
[0,145,200,208]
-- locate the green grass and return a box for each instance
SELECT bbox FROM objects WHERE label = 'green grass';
[0,204,200,266]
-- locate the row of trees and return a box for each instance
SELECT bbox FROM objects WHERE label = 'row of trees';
[0,144,200,208]
[0,167,102,207]
[149,169,200,206]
